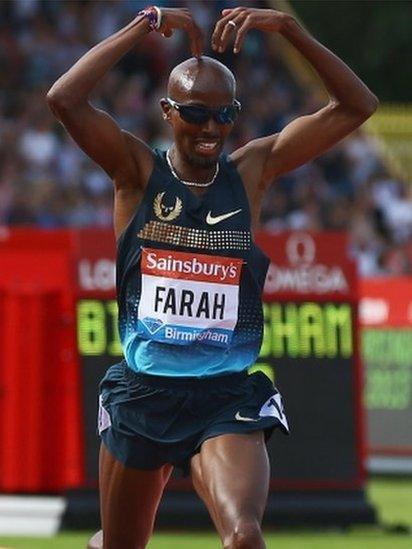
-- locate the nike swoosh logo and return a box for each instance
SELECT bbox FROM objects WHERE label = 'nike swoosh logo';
[235,412,260,423]
[206,208,242,225]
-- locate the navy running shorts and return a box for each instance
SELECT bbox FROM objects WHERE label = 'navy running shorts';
[98,360,289,473]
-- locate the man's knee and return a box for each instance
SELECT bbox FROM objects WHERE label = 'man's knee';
[223,519,265,549]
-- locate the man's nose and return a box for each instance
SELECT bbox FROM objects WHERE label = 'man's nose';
[201,117,220,134]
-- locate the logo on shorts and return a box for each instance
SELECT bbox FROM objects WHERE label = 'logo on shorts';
[153,192,182,221]
[259,394,289,430]
[235,411,259,423]
[98,395,112,434]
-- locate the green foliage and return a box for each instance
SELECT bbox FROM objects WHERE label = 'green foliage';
[290,0,412,102]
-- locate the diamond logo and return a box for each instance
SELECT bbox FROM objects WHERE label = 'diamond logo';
[141,317,164,334]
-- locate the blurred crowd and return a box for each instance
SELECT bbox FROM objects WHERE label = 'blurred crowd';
[1,0,411,276]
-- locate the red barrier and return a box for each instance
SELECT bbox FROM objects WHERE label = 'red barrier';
[0,228,377,492]
[360,277,412,327]
[0,229,84,492]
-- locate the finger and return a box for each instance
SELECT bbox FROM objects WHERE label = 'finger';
[218,14,245,52]
[187,21,203,58]
[192,30,204,58]
[191,21,204,58]
[233,17,252,53]
[212,8,243,50]
[212,16,230,50]
[158,15,174,38]
[197,31,204,58]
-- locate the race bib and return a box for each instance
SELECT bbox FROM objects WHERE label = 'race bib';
[137,248,243,347]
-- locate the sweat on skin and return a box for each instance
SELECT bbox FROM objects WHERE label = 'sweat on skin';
[164,56,237,166]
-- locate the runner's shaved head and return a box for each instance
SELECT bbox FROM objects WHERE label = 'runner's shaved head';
[167,56,236,102]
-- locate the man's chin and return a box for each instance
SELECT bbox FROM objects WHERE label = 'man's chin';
[186,151,220,168]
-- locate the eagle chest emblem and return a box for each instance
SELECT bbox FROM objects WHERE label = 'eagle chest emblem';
[153,192,183,222]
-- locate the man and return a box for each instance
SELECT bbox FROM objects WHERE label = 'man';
[47,5,377,548]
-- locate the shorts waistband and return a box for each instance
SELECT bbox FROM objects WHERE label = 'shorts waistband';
[123,362,248,389]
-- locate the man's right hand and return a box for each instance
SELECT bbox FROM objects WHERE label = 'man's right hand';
[158,7,203,58]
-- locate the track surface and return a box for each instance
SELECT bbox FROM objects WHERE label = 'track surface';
[0,479,411,548]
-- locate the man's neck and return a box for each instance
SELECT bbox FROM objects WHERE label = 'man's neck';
[168,146,218,185]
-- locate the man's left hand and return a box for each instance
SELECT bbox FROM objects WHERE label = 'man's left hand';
[212,8,291,54]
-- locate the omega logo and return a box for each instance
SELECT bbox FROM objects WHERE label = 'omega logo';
[285,233,316,266]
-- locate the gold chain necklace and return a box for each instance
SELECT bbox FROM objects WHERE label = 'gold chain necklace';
[166,149,219,188]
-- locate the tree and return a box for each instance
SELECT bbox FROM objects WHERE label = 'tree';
[290,0,412,102]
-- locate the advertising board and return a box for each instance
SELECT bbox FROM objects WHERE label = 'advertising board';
[75,230,363,489]
[360,278,412,471]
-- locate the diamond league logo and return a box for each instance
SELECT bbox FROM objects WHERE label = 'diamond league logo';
[141,317,164,335]
[264,232,348,295]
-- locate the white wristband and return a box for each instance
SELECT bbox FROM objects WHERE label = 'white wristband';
[153,6,162,30]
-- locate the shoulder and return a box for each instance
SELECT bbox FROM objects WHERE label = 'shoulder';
[228,135,279,190]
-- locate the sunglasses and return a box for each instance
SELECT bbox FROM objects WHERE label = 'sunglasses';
[165,97,241,125]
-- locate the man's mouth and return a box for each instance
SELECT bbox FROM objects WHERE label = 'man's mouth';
[194,139,220,155]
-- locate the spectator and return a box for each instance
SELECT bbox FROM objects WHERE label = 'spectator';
[0,0,410,276]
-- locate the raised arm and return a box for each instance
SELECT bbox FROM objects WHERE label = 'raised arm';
[213,7,378,186]
[46,8,202,186]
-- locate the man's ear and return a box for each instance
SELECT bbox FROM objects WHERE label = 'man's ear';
[160,98,171,121]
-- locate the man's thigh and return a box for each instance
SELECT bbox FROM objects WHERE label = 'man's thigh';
[99,443,172,549]
[191,432,270,537]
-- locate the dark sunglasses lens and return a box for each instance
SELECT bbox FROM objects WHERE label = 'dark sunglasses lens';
[179,105,210,125]
[177,103,239,125]
[215,106,238,124]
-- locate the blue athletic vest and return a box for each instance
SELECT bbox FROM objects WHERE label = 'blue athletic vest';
[116,149,269,377]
